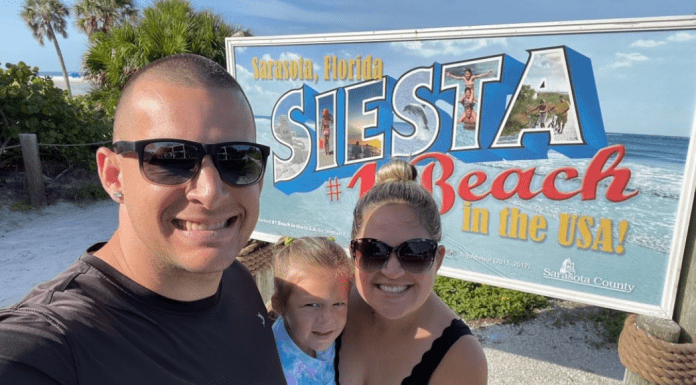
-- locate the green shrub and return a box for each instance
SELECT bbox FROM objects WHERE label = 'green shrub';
[83,0,251,117]
[0,62,113,169]
[70,183,109,201]
[10,200,33,212]
[589,308,628,344]
[434,276,550,323]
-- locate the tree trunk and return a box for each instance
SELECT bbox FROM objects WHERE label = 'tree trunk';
[48,25,72,97]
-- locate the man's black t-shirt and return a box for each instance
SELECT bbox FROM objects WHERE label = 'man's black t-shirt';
[0,243,287,384]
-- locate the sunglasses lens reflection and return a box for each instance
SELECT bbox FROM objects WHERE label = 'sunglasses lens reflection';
[352,238,437,274]
[217,144,265,185]
[139,141,266,186]
[142,142,200,185]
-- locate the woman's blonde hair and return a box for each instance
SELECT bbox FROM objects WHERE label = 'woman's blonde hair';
[272,236,352,312]
[351,159,442,241]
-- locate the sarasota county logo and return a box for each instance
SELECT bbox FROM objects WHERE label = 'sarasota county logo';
[543,258,635,294]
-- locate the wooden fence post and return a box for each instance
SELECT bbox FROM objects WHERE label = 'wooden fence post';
[673,195,696,343]
[18,133,46,208]
[622,192,696,384]
[623,315,681,384]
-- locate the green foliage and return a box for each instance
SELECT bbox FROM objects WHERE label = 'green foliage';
[19,0,69,46]
[588,309,628,344]
[0,62,113,168]
[500,87,569,137]
[500,85,537,136]
[83,0,251,116]
[73,0,138,38]
[434,276,550,323]
[20,0,73,96]
[11,200,34,212]
[70,183,109,201]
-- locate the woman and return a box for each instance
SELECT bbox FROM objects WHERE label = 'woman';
[335,160,487,384]
[322,108,333,155]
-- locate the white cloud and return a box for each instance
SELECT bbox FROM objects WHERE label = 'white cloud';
[610,52,649,69]
[629,39,666,48]
[667,32,696,42]
[389,38,507,58]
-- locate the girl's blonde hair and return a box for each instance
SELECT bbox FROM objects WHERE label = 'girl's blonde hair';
[351,159,442,241]
[272,237,352,312]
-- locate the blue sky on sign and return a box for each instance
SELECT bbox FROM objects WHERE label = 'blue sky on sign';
[1,0,695,72]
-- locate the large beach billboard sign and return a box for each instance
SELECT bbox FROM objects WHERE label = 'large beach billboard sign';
[226,16,696,318]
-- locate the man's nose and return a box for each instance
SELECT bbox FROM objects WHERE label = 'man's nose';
[186,156,229,207]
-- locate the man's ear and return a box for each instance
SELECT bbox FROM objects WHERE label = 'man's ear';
[96,146,122,202]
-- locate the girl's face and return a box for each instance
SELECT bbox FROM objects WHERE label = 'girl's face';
[465,89,472,97]
[354,203,444,320]
[282,263,350,357]
[464,70,472,79]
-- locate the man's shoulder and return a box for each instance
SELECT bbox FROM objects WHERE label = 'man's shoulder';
[0,268,95,385]
[0,304,78,383]
[0,255,108,332]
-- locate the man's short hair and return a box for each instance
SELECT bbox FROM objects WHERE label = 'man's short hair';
[123,53,242,93]
[114,54,252,134]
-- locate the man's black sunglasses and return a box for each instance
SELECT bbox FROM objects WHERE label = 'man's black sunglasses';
[113,139,270,186]
[350,238,439,274]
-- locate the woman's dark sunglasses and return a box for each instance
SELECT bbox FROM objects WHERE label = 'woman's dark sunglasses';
[113,139,270,186]
[350,238,439,274]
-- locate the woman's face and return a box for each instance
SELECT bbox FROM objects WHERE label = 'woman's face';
[354,203,443,320]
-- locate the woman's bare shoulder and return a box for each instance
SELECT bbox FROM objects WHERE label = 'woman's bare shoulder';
[429,333,488,385]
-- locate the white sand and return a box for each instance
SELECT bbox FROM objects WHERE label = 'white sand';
[0,200,118,307]
[44,75,91,95]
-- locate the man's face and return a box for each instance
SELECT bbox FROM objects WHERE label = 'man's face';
[115,78,261,276]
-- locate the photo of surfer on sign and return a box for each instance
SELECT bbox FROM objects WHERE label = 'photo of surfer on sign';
[321,108,333,155]
[458,104,477,130]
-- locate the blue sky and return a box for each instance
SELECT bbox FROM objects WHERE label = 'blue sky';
[1,0,695,72]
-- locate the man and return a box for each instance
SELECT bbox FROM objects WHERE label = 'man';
[0,54,287,384]
[458,104,477,130]
[549,95,570,133]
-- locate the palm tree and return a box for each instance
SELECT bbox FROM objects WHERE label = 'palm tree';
[20,0,72,97]
[83,0,251,116]
[73,0,138,39]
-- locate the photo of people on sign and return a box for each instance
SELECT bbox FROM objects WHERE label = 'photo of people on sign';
[227,22,696,317]
[495,48,581,146]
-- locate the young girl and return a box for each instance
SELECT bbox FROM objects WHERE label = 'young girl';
[446,68,493,95]
[271,236,352,385]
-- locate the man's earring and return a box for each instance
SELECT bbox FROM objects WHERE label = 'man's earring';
[113,192,123,199]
